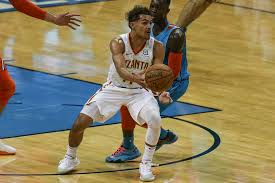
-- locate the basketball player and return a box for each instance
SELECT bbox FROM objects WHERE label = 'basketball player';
[0,0,81,155]
[106,0,216,163]
[58,5,171,181]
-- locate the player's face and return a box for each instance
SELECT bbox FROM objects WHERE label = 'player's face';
[149,0,170,23]
[132,15,153,40]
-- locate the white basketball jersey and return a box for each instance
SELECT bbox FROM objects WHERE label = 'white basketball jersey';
[107,33,155,89]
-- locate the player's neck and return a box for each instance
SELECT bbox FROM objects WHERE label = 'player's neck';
[153,18,168,36]
[129,32,147,51]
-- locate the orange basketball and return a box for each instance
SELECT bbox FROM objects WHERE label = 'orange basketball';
[145,64,174,92]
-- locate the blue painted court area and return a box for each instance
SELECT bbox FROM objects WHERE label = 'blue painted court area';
[0,66,218,138]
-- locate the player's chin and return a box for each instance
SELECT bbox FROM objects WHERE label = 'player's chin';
[144,33,150,40]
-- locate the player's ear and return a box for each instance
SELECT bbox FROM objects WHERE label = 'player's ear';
[129,22,135,30]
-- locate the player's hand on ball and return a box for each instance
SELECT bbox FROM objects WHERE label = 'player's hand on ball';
[137,79,147,88]
[133,71,147,88]
[159,92,173,104]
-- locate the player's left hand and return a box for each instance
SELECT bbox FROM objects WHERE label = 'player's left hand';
[159,92,173,104]
[54,12,81,30]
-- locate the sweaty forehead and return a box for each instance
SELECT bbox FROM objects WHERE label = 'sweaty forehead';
[139,15,153,22]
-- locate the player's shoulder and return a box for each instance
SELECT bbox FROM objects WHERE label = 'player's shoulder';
[152,38,165,54]
[167,25,186,51]
[167,24,186,32]
[167,24,178,30]
[111,36,124,43]
[153,37,162,45]
[110,36,125,52]
[112,34,127,44]
[169,24,185,41]
[153,38,164,48]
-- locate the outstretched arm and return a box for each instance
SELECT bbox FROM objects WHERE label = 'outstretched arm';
[9,0,81,30]
[176,0,216,28]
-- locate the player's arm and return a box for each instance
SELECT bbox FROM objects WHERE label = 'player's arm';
[9,0,81,30]
[152,40,165,65]
[152,41,172,104]
[176,0,216,28]
[166,28,185,80]
[110,37,146,87]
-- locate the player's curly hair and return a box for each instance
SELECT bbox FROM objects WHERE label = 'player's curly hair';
[126,5,151,25]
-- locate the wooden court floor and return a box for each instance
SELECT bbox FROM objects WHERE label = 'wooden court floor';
[1,0,275,182]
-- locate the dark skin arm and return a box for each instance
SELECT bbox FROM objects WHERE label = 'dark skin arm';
[157,29,185,104]
[167,28,185,53]
[176,0,217,28]
[166,28,186,80]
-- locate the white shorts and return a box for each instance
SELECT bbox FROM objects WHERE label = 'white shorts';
[80,82,159,125]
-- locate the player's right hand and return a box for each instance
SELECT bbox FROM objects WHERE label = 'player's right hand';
[133,71,147,88]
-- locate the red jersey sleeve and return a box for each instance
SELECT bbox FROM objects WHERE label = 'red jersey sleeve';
[9,0,47,20]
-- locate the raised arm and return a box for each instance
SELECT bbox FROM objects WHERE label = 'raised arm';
[9,0,81,30]
[110,37,146,87]
[176,0,216,28]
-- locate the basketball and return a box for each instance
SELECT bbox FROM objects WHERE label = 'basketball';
[145,64,174,92]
